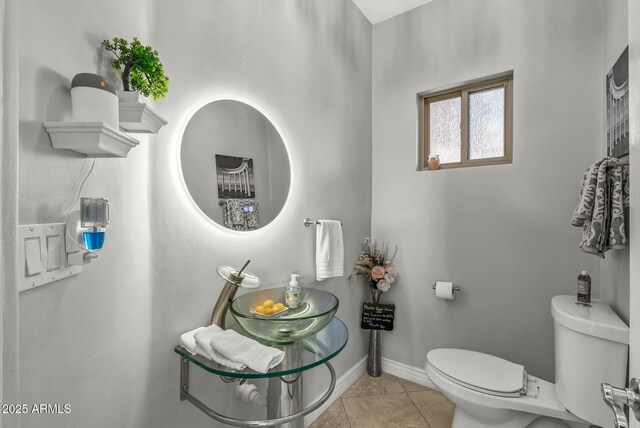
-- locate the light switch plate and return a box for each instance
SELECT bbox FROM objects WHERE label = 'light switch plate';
[18,223,81,292]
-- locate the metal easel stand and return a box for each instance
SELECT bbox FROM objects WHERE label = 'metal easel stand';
[180,357,336,427]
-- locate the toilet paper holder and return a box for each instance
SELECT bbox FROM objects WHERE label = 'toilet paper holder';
[432,283,461,292]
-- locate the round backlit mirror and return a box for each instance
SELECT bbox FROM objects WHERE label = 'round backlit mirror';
[180,100,290,231]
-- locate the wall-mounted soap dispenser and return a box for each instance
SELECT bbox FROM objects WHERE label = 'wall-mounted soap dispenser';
[66,197,109,265]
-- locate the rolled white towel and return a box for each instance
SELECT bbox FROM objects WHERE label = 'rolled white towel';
[193,325,246,371]
[209,328,285,374]
[179,326,207,356]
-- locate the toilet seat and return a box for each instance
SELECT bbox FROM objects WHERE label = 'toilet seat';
[427,348,527,397]
[425,349,586,424]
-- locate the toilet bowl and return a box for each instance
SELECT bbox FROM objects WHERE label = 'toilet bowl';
[424,296,629,428]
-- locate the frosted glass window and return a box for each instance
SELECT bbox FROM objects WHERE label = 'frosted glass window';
[420,74,512,170]
[468,86,505,160]
[429,97,461,163]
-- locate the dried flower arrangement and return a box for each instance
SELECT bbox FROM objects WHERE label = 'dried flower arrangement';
[349,237,398,292]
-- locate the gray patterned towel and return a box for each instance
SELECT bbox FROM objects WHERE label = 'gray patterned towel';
[608,165,629,250]
[571,157,629,257]
[571,160,602,227]
[221,199,259,231]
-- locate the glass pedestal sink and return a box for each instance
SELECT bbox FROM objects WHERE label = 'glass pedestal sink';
[230,287,339,343]
[176,317,348,428]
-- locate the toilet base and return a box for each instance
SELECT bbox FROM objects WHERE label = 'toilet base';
[452,407,537,428]
[453,407,583,428]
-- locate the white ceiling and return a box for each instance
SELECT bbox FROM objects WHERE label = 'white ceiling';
[352,0,433,24]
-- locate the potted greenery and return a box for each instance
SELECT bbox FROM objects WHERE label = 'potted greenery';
[102,37,169,133]
[102,37,169,100]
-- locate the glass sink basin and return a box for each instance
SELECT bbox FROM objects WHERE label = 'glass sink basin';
[230,287,339,343]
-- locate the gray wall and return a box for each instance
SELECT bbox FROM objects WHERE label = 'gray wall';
[148,1,372,427]
[600,0,630,324]
[17,1,372,427]
[372,0,605,381]
[18,0,155,427]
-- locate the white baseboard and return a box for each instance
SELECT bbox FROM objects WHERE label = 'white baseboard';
[304,356,367,427]
[381,357,437,390]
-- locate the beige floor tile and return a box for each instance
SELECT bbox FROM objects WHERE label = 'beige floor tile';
[342,392,430,428]
[310,399,351,428]
[408,389,455,428]
[397,377,430,392]
[342,373,405,398]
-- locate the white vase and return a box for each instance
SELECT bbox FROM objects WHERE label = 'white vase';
[71,73,119,128]
[117,90,147,104]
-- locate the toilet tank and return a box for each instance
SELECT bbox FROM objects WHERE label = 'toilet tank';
[552,295,629,428]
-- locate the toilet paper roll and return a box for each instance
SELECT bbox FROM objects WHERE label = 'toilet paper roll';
[435,281,455,301]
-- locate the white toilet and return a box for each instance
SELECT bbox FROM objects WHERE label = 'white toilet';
[425,295,629,428]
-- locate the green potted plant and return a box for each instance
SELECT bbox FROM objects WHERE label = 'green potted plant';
[102,37,169,133]
[102,37,169,101]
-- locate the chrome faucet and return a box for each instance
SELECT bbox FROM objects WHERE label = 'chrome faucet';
[601,378,640,428]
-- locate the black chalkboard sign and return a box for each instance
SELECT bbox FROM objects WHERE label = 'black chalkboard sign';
[361,302,395,331]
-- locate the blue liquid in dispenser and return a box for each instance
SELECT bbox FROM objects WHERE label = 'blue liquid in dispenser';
[83,231,105,250]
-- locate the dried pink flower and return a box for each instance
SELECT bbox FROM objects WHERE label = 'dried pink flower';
[384,264,397,277]
[377,280,390,292]
[371,265,386,280]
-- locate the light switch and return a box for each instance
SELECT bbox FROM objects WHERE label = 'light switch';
[46,235,61,271]
[25,237,42,277]
[18,223,81,292]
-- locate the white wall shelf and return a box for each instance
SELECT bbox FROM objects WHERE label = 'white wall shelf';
[44,121,140,158]
[118,91,168,134]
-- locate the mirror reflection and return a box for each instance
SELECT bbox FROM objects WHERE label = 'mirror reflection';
[180,100,290,231]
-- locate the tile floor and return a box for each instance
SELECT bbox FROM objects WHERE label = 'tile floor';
[310,372,455,428]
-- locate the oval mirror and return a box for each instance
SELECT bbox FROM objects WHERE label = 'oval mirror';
[180,100,291,231]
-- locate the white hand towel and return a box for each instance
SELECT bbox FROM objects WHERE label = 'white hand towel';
[193,325,246,370]
[208,329,285,374]
[315,219,344,281]
[179,326,207,356]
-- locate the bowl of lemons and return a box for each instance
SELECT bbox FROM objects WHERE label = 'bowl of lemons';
[230,287,339,343]
[254,300,288,317]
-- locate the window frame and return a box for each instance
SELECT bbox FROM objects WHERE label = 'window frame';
[420,75,513,170]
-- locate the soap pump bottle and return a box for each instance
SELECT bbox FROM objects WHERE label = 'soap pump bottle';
[285,274,301,309]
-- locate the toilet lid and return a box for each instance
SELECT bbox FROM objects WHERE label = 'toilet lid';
[427,349,525,397]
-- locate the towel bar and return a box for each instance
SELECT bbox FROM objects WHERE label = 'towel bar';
[303,218,342,227]
[608,160,629,168]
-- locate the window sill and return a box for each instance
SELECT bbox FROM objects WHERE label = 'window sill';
[420,158,512,171]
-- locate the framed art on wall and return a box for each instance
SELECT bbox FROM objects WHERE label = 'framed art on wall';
[215,154,255,199]
[606,46,629,158]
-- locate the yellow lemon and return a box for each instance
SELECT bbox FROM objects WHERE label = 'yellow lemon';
[255,305,265,314]
[262,307,273,315]
[274,303,285,311]
[263,300,275,308]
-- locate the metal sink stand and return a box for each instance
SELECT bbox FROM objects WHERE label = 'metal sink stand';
[177,318,348,427]
[179,353,336,427]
